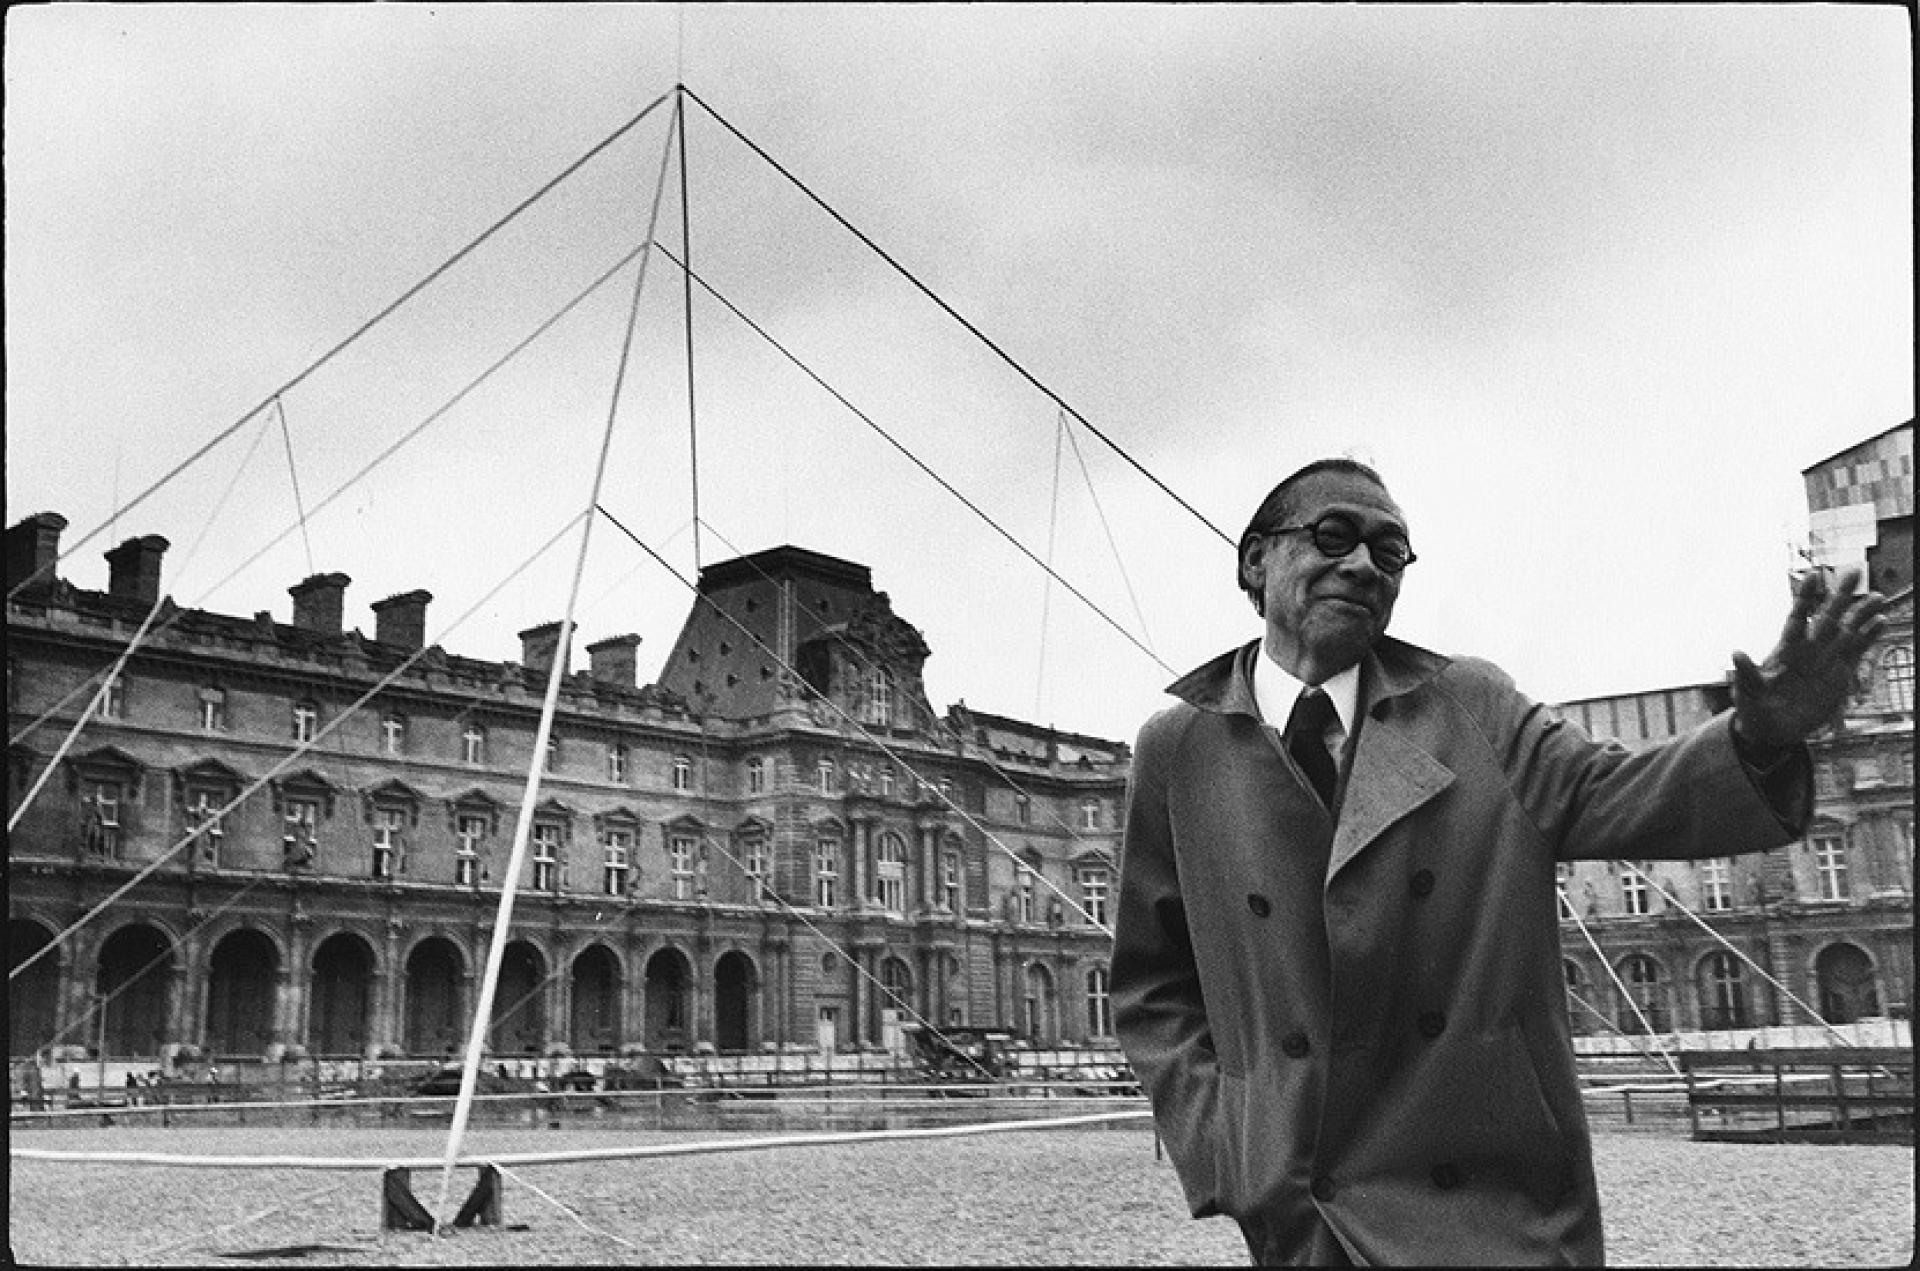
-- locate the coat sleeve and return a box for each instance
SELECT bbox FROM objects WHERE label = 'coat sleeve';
[1109,707,1228,1218]
[1445,657,1812,862]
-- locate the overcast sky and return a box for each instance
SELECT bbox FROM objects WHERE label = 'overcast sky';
[7,4,1912,746]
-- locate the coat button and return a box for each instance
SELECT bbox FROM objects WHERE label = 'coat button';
[1431,1162,1461,1190]
[1409,868,1435,897]
[1281,1032,1311,1059]
[1310,1175,1336,1202]
[1246,894,1272,917]
[1417,1010,1447,1039]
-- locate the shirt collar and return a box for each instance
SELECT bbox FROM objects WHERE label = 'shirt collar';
[1252,646,1361,739]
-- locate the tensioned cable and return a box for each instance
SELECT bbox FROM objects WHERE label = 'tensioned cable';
[675,88,703,575]
[434,111,680,1225]
[9,235,658,758]
[652,242,1174,680]
[596,505,1111,936]
[136,1175,360,1265]
[7,91,673,604]
[34,869,275,1059]
[676,86,1232,549]
[1620,862,1862,1049]
[692,515,1113,858]
[273,396,317,579]
[8,409,281,826]
[681,818,1003,1084]
[494,1162,644,1254]
[9,512,588,985]
[1061,408,1155,654]
[1559,887,1683,1079]
[618,526,1015,1081]
[1036,413,1065,720]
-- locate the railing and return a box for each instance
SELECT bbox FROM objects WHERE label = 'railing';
[1680,1048,1914,1144]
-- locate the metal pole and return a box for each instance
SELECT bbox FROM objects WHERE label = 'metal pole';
[433,118,678,1227]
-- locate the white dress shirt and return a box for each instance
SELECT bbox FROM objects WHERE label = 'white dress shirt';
[1252,647,1361,768]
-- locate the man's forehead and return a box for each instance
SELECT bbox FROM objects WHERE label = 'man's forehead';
[1289,471,1405,524]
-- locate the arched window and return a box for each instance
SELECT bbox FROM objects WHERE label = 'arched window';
[747,757,766,795]
[1816,942,1880,1025]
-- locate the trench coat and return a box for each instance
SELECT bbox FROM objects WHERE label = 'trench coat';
[1110,638,1808,1267]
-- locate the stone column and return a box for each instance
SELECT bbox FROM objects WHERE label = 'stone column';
[548,943,570,1055]
[60,932,97,1054]
[285,917,313,1052]
[624,942,647,1052]
[918,825,936,911]
[376,920,404,1054]
[851,818,871,909]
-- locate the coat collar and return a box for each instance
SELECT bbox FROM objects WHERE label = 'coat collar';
[1164,635,1451,722]
[1166,636,1457,881]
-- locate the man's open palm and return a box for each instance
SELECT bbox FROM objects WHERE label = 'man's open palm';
[1732,566,1888,750]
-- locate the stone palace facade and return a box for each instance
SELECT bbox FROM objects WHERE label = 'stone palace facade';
[8,531,1126,1065]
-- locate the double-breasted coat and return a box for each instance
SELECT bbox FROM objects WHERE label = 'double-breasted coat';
[1110,638,1807,1266]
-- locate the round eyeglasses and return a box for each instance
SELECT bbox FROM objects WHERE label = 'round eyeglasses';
[1266,513,1416,574]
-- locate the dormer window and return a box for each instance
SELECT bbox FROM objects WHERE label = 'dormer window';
[99,674,126,721]
[198,687,227,733]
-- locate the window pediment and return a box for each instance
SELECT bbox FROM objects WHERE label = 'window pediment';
[65,745,143,794]
[271,769,337,817]
[447,788,504,836]
[594,806,643,831]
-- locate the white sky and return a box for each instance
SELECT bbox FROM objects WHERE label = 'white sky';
[6,4,1912,746]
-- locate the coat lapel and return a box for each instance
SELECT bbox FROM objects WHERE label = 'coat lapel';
[1330,722,1453,879]
[1328,643,1455,880]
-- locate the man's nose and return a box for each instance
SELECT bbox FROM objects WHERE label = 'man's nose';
[1333,543,1381,579]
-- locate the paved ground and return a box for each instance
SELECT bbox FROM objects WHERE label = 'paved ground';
[9,1123,1913,1266]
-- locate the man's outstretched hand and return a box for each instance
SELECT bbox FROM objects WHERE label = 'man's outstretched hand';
[1732,566,1888,753]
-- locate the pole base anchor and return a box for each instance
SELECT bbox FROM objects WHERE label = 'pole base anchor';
[382,1164,501,1231]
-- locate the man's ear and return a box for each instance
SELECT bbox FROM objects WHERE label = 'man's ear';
[1240,535,1268,594]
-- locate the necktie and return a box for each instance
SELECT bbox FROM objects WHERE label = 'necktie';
[1286,688,1340,810]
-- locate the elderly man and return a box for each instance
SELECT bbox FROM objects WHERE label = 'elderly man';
[1109,457,1885,1267]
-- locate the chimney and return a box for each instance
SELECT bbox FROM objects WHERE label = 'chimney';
[105,535,170,605]
[519,620,570,679]
[289,572,351,636]
[6,512,68,594]
[587,633,642,688]
[371,589,433,650]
